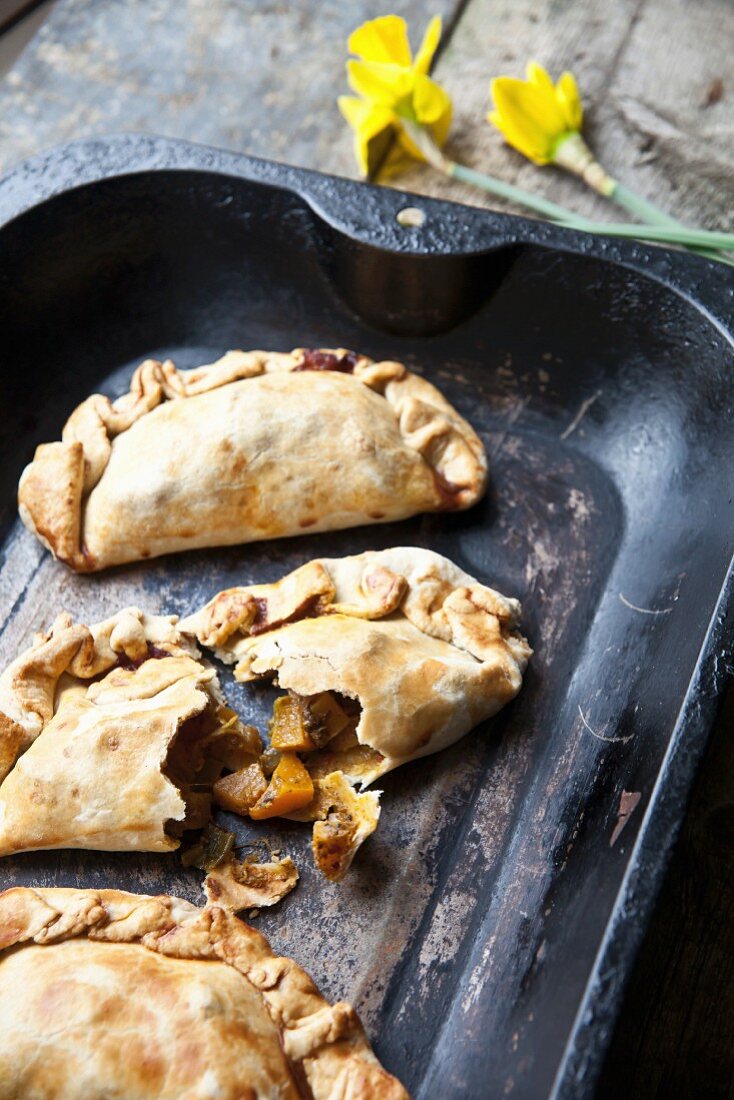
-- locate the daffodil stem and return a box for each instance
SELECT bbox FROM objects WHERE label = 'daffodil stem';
[552,134,729,262]
[556,221,734,250]
[400,122,734,260]
[402,119,584,223]
[609,182,731,263]
[611,183,684,228]
[447,162,734,255]
[449,162,584,223]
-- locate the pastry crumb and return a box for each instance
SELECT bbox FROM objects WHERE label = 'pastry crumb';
[203,853,298,911]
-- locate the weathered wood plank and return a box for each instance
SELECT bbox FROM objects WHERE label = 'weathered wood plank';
[3,0,730,229]
[0,0,461,176]
[391,0,734,229]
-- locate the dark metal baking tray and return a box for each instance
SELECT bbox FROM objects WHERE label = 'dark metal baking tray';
[0,135,732,1100]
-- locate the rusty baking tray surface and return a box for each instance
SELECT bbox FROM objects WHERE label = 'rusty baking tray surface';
[0,136,732,1099]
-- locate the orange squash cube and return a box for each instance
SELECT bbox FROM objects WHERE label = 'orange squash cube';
[213,763,268,816]
[306,691,353,745]
[250,752,315,820]
[269,696,316,752]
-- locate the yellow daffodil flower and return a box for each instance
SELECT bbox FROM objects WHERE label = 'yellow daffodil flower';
[335,37,733,262]
[488,61,614,194]
[489,62,581,165]
[338,14,452,177]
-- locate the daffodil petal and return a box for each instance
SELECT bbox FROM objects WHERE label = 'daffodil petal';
[430,99,452,148]
[413,15,442,75]
[526,60,556,97]
[556,70,583,131]
[361,124,397,177]
[412,72,451,126]
[490,77,557,162]
[337,95,370,128]
[347,59,414,106]
[515,77,567,134]
[348,15,412,66]
[338,95,395,176]
[378,140,419,179]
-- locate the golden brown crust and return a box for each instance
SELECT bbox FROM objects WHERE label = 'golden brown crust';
[311,773,381,882]
[17,440,85,566]
[182,548,532,784]
[0,886,409,1099]
[196,560,336,648]
[0,608,194,783]
[0,610,223,857]
[18,347,487,571]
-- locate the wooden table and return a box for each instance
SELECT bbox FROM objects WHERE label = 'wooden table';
[1,2,732,1096]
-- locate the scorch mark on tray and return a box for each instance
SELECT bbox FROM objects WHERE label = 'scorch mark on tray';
[578,705,635,745]
[618,593,673,615]
[610,790,642,846]
[560,391,602,440]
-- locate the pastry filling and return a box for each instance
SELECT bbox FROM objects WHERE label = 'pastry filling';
[208,690,383,882]
[211,690,379,816]
[164,702,262,840]
[171,690,382,883]
[115,641,172,670]
[293,349,358,374]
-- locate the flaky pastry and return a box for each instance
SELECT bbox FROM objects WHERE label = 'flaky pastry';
[182,547,531,879]
[18,347,487,571]
[0,886,408,1099]
[0,609,259,857]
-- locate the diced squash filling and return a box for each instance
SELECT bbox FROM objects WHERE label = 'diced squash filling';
[269,696,317,752]
[250,752,315,820]
[303,691,354,746]
[209,691,383,827]
[268,690,356,751]
[165,701,258,836]
[181,689,383,880]
[206,709,263,770]
[213,762,268,815]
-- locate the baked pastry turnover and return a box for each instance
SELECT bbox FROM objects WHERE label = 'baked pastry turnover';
[182,547,531,880]
[17,347,487,571]
[0,552,528,880]
[0,608,261,857]
[0,886,408,1099]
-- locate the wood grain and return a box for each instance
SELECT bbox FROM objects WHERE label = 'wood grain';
[388,0,734,229]
[0,0,460,176]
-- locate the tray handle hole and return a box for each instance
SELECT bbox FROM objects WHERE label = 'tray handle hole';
[396,206,426,229]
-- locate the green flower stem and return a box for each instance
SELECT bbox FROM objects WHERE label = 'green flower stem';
[552,134,729,262]
[610,182,730,263]
[612,182,686,228]
[401,118,589,222]
[449,162,588,222]
[451,163,734,255]
[556,220,734,250]
[399,121,734,260]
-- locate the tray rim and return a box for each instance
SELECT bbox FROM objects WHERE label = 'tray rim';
[0,132,732,339]
[1,133,732,1100]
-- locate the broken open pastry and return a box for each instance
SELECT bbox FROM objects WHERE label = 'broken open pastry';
[18,346,487,571]
[181,547,532,881]
[0,886,408,1099]
[0,608,262,857]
